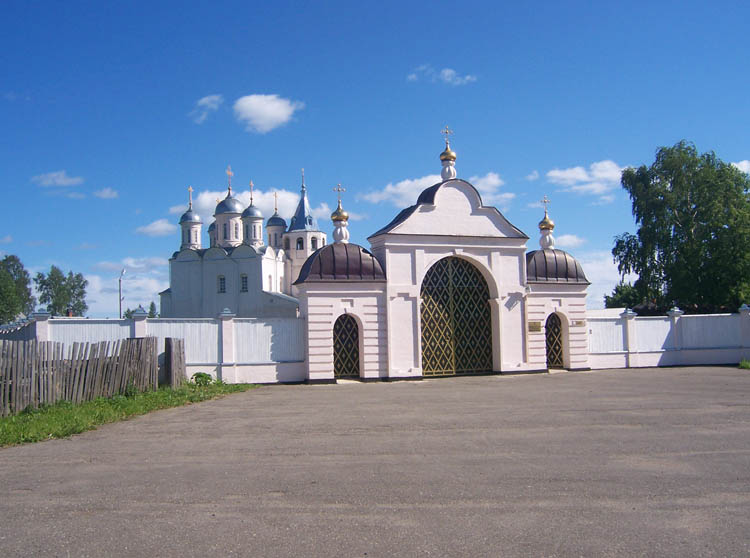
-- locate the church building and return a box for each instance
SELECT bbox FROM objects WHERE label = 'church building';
[160,132,590,377]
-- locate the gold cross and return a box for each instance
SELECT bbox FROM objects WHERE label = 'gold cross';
[333,183,346,203]
[273,191,278,212]
[187,186,193,207]
[249,180,254,205]
[226,165,233,193]
[301,168,305,185]
[541,195,551,212]
[441,125,454,146]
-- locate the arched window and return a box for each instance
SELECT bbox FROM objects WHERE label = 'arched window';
[274,233,278,246]
[240,274,248,293]
[311,237,318,250]
[217,275,226,293]
[284,237,290,251]
[245,225,249,240]
[192,230,197,243]
[183,229,187,243]
[322,238,326,246]
[296,238,304,250]
[223,223,228,240]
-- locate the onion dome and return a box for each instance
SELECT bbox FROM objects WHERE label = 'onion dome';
[267,211,287,228]
[179,207,201,224]
[207,221,216,233]
[440,144,457,162]
[331,200,349,222]
[539,209,555,231]
[294,242,386,284]
[215,193,244,215]
[526,249,589,284]
[242,204,263,219]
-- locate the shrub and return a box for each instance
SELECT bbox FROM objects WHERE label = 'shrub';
[739,359,750,370]
[191,372,213,386]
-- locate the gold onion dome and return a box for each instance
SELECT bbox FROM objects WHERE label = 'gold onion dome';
[331,200,349,222]
[440,143,457,162]
[539,210,555,231]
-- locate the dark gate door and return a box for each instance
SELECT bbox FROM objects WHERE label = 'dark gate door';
[420,257,493,376]
[545,313,564,368]
[333,314,360,378]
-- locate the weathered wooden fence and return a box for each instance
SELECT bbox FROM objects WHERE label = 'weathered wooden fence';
[164,337,186,388]
[0,337,158,416]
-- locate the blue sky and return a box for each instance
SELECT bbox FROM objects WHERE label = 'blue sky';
[3,1,750,317]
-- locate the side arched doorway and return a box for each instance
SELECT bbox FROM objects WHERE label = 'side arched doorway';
[333,314,360,378]
[420,257,493,376]
[545,313,564,369]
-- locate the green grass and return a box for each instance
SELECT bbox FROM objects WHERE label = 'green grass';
[740,359,750,370]
[0,382,257,447]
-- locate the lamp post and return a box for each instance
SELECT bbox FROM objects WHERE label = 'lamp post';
[119,268,126,318]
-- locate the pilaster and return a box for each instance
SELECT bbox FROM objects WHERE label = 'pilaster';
[217,308,236,382]
[620,309,637,368]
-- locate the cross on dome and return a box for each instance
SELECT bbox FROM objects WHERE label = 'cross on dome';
[273,191,278,212]
[301,168,306,192]
[188,185,193,208]
[249,180,254,205]
[225,165,233,194]
[441,125,454,148]
[333,183,346,203]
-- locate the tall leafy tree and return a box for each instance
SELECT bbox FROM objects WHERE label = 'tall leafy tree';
[0,255,35,316]
[612,141,750,313]
[148,301,158,318]
[0,269,23,323]
[34,266,88,316]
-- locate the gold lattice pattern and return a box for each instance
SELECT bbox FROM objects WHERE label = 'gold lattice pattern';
[545,313,563,368]
[420,257,493,376]
[334,314,360,378]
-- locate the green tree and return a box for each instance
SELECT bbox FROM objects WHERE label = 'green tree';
[612,141,750,313]
[0,255,35,316]
[34,266,88,316]
[0,269,23,323]
[604,281,642,309]
[148,301,158,318]
[123,307,135,319]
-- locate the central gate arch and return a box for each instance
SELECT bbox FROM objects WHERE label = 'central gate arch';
[420,257,493,376]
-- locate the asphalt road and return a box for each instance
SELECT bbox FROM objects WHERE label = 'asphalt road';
[1,366,749,557]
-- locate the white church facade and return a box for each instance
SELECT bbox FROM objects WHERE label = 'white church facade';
[160,135,591,380]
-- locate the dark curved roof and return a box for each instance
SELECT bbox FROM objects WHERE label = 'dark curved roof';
[526,249,589,284]
[294,242,386,284]
[368,178,527,239]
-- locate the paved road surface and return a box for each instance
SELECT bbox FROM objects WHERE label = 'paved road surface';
[1,366,749,557]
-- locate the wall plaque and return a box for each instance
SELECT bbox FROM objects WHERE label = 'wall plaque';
[528,321,542,332]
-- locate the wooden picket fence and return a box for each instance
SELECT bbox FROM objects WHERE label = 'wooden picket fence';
[0,337,158,417]
[164,337,186,388]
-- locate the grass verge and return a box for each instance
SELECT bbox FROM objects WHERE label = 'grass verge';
[0,383,256,447]
[740,359,750,370]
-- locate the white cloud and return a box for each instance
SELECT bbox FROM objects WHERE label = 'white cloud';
[169,204,188,215]
[94,256,169,273]
[526,170,539,181]
[732,160,750,174]
[576,251,636,310]
[555,234,586,248]
[189,94,224,124]
[233,94,305,133]
[362,174,442,207]
[66,192,85,199]
[135,219,177,237]
[93,187,118,199]
[362,171,514,211]
[0,235,11,244]
[85,265,168,318]
[546,160,624,202]
[31,170,84,187]
[407,64,477,86]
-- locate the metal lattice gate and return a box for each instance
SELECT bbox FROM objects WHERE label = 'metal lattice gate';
[333,314,360,378]
[545,313,564,368]
[420,257,493,376]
